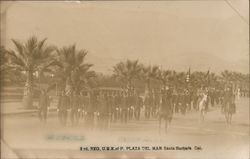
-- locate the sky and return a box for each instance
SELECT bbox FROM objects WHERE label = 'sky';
[2,0,249,74]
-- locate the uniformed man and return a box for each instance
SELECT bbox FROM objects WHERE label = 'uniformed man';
[58,91,70,126]
[211,88,216,107]
[150,90,156,118]
[128,92,134,120]
[106,91,113,127]
[172,88,178,113]
[70,92,80,126]
[222,86,233,113]
[120,91,128,123]
[114,91,121,122]
[110,91,116,122]
[98,91,109,130]
[154,90,160,117]
[38,90,49,123]
[184,89,191,112]
[192,89,199,111]
[144,93,150,119]
[134,93,143,120]
[160,88,173,122]
[180,90,186,115]
[85,91,94,129]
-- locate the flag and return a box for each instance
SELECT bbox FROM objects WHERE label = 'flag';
[206,69,210,77]
[186,67,191,83]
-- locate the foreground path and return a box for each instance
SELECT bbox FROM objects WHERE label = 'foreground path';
[2,98,249,159]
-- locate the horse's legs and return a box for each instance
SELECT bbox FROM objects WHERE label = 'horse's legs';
[225,112,229,124]
[159,116,162,134]
[165,118,168,134]
[202,111,205,122]
[225,112,227,123]
[229,114,232,125]
[199,111,203,123]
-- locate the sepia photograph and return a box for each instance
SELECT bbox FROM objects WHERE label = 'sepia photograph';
[0,0,249,159]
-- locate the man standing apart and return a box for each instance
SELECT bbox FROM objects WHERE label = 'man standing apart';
[38,90,49,123]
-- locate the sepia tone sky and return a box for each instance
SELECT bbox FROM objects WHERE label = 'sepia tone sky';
[2,1,249,74]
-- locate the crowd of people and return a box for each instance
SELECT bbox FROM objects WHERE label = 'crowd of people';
[37,85,244,128]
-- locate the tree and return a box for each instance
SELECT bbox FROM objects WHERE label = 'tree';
[157,69,172,90]
[141,65,160,94]
[6,36,56,108]
[113,59,141,92]
[0,46,8,72]
[54,45,94,95]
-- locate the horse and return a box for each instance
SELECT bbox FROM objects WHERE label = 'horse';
[223,98,235,125]
[198,93,207,123]
[158,93,173,134]
[222,88,236,125]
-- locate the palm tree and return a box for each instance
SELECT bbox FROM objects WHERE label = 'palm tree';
[6,36,56,108]
[221,70,232,82]
[175,71,186,88]
[71,65,96,94]
[141,65,160,94]
[157,69,172,90]
[54,45,94,95]
[113,59,141,92]
[0,46,8,73]
[208,72,218,87]
[0,46,9,86]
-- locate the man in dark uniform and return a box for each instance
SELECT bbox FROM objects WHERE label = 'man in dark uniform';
[172,88,178,113]
[104,91,112,129]
[184,89,191,112]
[98,91,109,130]
[175,89,182,113]
[109,91,116,122]
[38,90,49,123]
[210,88,216,107]
[58,91,70,126]
[128,92,135,120]
[95,91,101,129]
[193,89,200,111]
[222,87,233,113]
[154,91,160,117]
[144,93,150,119]
[85,91,95,129]
[160,88,173,120]
[70,92,80,126]
[114,91,121,122]
[106,91,113,127]
[180,90,186,115]
[149,92,154,119]
[150,91,156,118]
[144,92,154,119]
[214,88,220,105]
[134,93,143,120]
[121,91,128,124]
[204,88,209,111]
[159,88,173,133]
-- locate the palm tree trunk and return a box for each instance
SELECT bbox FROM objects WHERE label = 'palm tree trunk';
[145,78,150,95]
[65,77,73,95]
[163,81,166,91]
[22,71,34,109]
[128,79,134,94]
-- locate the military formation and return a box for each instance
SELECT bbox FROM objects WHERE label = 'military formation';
[37,85,242,128]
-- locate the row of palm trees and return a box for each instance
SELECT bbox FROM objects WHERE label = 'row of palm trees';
[1,36,249,109]
[113,60,249,94]
[113,60,209,93]
[1,36,95,108]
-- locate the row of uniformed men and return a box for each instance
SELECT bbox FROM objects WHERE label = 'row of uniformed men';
[39,87,226,126]
[56,88,198,127]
